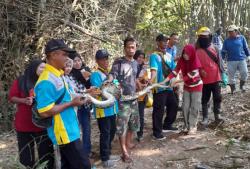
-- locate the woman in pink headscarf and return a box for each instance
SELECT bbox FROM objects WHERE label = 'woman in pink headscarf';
[164,44,203,134]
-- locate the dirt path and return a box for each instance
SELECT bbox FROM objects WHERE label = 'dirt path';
[1,87,250,169]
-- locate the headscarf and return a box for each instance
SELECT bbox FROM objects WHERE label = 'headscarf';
[18,60,44,96]
[69,52,91,89]
[179,44,201,73]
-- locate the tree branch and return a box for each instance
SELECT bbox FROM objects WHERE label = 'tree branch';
[59,19,111,44]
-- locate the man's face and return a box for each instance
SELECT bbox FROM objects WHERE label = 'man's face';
[157,40,168,50]
[97,58,109,70]
[170,35,179,45]
[51,50,69,69]
[228,31,237,38]
[124,41,136,58]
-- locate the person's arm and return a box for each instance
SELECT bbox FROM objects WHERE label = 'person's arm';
[10,96,33,106]
[40,96,85,118]
[221,40,227,60]
[107,60,120,83]
[35,80,86,118]
[149,54,158,84]
[8,79,33,106]
[242,36,250,57]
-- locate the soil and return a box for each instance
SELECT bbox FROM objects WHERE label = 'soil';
[1,80,250,169]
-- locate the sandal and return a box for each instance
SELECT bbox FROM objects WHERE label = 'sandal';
[121,154,133,163]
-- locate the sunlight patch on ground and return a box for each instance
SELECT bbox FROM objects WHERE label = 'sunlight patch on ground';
[134,148,162,157]
[0,143,7,149]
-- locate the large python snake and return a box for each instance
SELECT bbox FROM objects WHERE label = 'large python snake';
[82,82,170,108]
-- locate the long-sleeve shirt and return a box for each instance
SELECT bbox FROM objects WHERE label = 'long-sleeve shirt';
[168,62,203,92]
[222,35,250,61]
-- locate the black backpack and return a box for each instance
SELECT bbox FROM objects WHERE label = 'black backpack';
[32,78,66,128]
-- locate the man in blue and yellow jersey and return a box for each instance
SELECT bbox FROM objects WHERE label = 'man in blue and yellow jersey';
[149,34,178,141]
[90,49,119,168]
[34,39,91,169]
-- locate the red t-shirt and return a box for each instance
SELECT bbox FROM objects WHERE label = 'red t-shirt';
[196,46,221,84]
[8,79,44,132]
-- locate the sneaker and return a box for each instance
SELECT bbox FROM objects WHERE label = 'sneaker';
[136,135,143,142]
[188,127,197,135]
[162,126,178,132]
[103,160,115,168]
[200,118,208,126]
[214,114,225,124]
[152,134,166,141]
[109,155,120,162]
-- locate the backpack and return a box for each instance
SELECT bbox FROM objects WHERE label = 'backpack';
[32,78,66,128]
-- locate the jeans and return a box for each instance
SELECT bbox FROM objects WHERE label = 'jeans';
[137,98,146,138]
[152,90,177,137]
[60,139,91,169]
[227,60,248,84]
[78,106,91,156]
[97,115,116,161]
[16,130,54,169]
[202,82,222,119]
[182,91,202,129]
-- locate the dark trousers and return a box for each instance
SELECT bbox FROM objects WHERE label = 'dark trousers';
[97,115,116,161]
[152,90,178,137]
[60,139,91,169]
[16,130,54,169]
[202,82,222,119]
[137,98,146,138]
[78,106,91,156]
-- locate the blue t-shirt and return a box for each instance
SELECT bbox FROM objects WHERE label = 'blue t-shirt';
[34,64,80,145]
[90,69,118,118]
[222,35,250,61]
[166,45,177,59]
[149,52,176,93]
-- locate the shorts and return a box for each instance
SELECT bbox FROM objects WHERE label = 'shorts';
[116,100,140,136]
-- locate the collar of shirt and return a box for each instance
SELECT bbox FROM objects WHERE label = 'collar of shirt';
[98,66,109,75]
[45,64,64,77]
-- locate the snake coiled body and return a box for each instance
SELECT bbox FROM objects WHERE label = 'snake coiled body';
[82,82,170,108]
[82,83,120,108]
[120,83,170,102]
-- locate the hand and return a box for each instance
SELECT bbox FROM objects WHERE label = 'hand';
[24,97,33,105]
[200,70,207,78]
[81,69,91,79]
[87,87,101,97]
[71,95,86,107]
[170,79,180,87]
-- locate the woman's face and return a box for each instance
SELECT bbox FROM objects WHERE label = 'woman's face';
[136,54,145,65]
[64,62,73,75]
[36,62,46,76]
[183,53,189,60]
[73,56,82,69]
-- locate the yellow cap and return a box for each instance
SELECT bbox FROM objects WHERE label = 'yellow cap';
[197,27,211,36]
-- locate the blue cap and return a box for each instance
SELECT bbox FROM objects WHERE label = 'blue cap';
[45,39,75,54]
[95,49,110,60]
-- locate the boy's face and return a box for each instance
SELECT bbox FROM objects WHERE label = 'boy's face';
[97,58,109,70]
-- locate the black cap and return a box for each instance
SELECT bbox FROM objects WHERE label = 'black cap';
[45,39,75,54]
[156,34,169,42]
[95,49,110,60]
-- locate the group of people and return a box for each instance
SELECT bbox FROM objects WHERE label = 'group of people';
[8,24,249,169]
